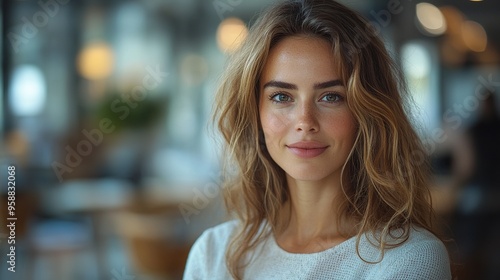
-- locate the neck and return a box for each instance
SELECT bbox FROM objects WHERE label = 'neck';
[276,176,355,252]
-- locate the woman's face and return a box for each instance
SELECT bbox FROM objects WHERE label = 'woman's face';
[259,36,357,184]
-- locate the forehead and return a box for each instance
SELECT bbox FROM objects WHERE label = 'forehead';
[260,36,340,85]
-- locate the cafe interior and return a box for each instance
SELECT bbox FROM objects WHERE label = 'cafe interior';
[1,0,500,279]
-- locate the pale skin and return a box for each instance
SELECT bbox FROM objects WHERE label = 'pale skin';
[259,35,358,253]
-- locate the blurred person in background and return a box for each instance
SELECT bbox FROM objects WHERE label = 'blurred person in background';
[452,90,500,279]
[183,0,451,279]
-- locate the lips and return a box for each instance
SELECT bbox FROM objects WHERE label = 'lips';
[286,141,329,158]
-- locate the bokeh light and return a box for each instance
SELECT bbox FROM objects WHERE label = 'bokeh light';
[216,17,248,53]
[416,2,447,36]
[77,42,115,80]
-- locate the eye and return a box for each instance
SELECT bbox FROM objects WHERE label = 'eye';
[320,93,344,103]
[270,92,293,103]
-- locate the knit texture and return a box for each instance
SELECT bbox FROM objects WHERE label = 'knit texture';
[183,220,451,280]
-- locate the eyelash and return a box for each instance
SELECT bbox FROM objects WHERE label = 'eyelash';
[269,92,292,103]
[268,92,344,104]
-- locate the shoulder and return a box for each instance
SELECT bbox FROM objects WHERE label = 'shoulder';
[187,220,240,259]
[201,219,240,245]
[401,226,450,262]
[370,226,451,280]
[183,220,239,280]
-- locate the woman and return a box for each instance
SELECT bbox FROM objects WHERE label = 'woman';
[184,0,451,279]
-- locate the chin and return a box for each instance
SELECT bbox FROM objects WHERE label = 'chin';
[286,170,333,183]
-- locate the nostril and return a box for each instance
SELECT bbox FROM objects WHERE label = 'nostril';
[295,119,319,132]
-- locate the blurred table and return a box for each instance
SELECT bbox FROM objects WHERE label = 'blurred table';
[36,178,135,280]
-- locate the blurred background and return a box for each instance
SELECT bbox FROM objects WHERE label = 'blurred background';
[0,0,499,279]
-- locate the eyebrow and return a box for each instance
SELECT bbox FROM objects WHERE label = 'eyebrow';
[262,79,343,90]
[313,80,343,89]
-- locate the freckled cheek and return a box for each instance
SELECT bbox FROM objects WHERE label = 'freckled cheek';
[324,113,357,142]
[260,111,291,147]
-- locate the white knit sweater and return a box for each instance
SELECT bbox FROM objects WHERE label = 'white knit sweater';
[183,220,451,280]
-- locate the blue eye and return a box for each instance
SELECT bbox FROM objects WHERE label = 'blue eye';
[321,93,343,103]
[270,93,292,103]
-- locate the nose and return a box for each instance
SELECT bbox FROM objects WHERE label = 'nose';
[295,103,319,133]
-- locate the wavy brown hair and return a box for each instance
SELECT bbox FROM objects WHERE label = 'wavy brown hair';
[213,0,436,278]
